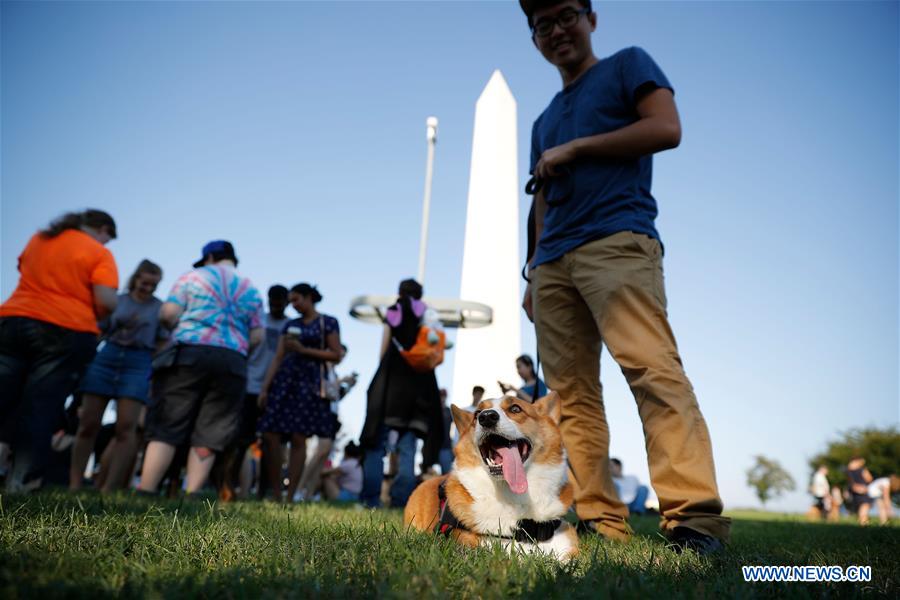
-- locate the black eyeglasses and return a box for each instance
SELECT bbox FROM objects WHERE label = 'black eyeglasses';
[531,7,590,39]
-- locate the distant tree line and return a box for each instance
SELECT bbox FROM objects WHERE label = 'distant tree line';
[808,427,899,489]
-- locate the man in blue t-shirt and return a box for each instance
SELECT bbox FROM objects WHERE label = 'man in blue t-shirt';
[519,0,729,554]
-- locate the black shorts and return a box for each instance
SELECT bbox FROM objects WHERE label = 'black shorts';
[235,393,261,448]
[851,492,872,509]
[145,346,246,452]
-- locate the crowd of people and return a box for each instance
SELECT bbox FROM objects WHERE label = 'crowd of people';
[0,209,548,506]
[809,460,899,525]
[0,210,366,501]
[11,0,897,566]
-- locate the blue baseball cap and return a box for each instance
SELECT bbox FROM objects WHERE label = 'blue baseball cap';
[193,240,238,268]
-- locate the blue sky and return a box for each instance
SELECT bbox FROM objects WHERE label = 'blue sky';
[2,1,897,512]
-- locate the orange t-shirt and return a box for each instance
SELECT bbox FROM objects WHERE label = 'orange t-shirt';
[0,229,119,334]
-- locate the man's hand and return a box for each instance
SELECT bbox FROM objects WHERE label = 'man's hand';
[534,140,578,180]
[522,283,534,323]
[257,390,268,410]
[284,337,305,354]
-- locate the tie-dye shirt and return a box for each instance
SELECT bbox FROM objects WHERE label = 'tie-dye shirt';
[167,264,263,356]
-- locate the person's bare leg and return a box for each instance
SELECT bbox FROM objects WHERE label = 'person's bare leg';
[101,398,143,493]
[286,434,307,501]
[69,394,109,490]
[95,438,116,490]
[876,497,888,524]
[858,503,869,525]
[322,474,340,501]
[238,450,253,499]
[0,443,10,476]
[261,432,283,500]
[299,437,333,497]
[185,446,216,493]
[138,441,177,492]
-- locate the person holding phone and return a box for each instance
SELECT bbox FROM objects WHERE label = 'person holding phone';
[256,283,342,502]
[498,354,548,403]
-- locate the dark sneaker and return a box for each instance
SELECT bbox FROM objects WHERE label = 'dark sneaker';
[575,519,600,537]
[669,526,724,556]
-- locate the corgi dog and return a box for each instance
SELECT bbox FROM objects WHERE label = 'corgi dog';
[404,392,578,560]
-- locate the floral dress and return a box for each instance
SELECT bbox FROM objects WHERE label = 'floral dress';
[257,314,340,438]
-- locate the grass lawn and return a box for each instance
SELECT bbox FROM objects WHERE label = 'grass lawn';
[0,492,896,598]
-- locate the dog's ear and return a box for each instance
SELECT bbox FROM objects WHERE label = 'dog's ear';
[451,404,473,435]
[534,391,561,424]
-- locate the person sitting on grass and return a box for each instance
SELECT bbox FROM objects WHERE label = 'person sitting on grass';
[498,354,548,403]
[321,441,364,502]
[611,458,649,515]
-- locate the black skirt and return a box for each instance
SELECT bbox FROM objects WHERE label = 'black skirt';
[360,344,442,466]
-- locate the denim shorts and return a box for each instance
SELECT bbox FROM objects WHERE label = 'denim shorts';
[337,489,360,502]
[80,342,153,403]
[144,345,246,451]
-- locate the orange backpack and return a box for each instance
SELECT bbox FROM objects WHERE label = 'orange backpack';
[399,326,446,372]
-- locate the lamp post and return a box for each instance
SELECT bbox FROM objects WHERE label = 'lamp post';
[417,116,438,285]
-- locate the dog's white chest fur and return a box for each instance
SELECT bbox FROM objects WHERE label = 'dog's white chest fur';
[454,461,574,561]
[455,462,568,534]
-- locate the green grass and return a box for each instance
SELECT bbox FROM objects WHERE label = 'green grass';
[0,492,897,598]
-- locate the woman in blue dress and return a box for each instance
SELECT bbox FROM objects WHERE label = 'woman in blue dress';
[257,283,342,501]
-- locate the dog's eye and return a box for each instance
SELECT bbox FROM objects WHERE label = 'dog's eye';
[508,404,522,414]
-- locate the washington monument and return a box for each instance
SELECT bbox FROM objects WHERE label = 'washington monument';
[450,70,522,402]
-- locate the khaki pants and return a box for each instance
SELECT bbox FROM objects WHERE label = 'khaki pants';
[532,231,730,541]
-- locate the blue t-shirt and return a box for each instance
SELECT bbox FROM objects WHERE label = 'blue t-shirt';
[529,46,673,267]
[522,378,548,401]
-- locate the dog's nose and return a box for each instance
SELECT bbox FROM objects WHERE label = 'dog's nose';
[478,410,499,428]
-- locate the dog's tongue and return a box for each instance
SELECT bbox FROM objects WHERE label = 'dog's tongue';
[496,446,528,494]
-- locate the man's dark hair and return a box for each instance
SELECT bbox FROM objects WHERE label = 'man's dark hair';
[291,283,323,303]
[398,278,423,300]
[210,250,237,266]
[611,458,622,468]
[519,0,592,28]
[42,209,117,239]
[268,284,289,300]
[473,386,485,395]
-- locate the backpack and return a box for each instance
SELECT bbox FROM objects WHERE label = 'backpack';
[398,325,446,372]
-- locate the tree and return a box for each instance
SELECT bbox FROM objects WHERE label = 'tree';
[808,427,900,490]
[746,455,796,506]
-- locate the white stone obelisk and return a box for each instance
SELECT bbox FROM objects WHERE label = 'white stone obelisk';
[450,70,522,403]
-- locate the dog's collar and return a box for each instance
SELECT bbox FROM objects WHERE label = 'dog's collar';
[436,480,562,544]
